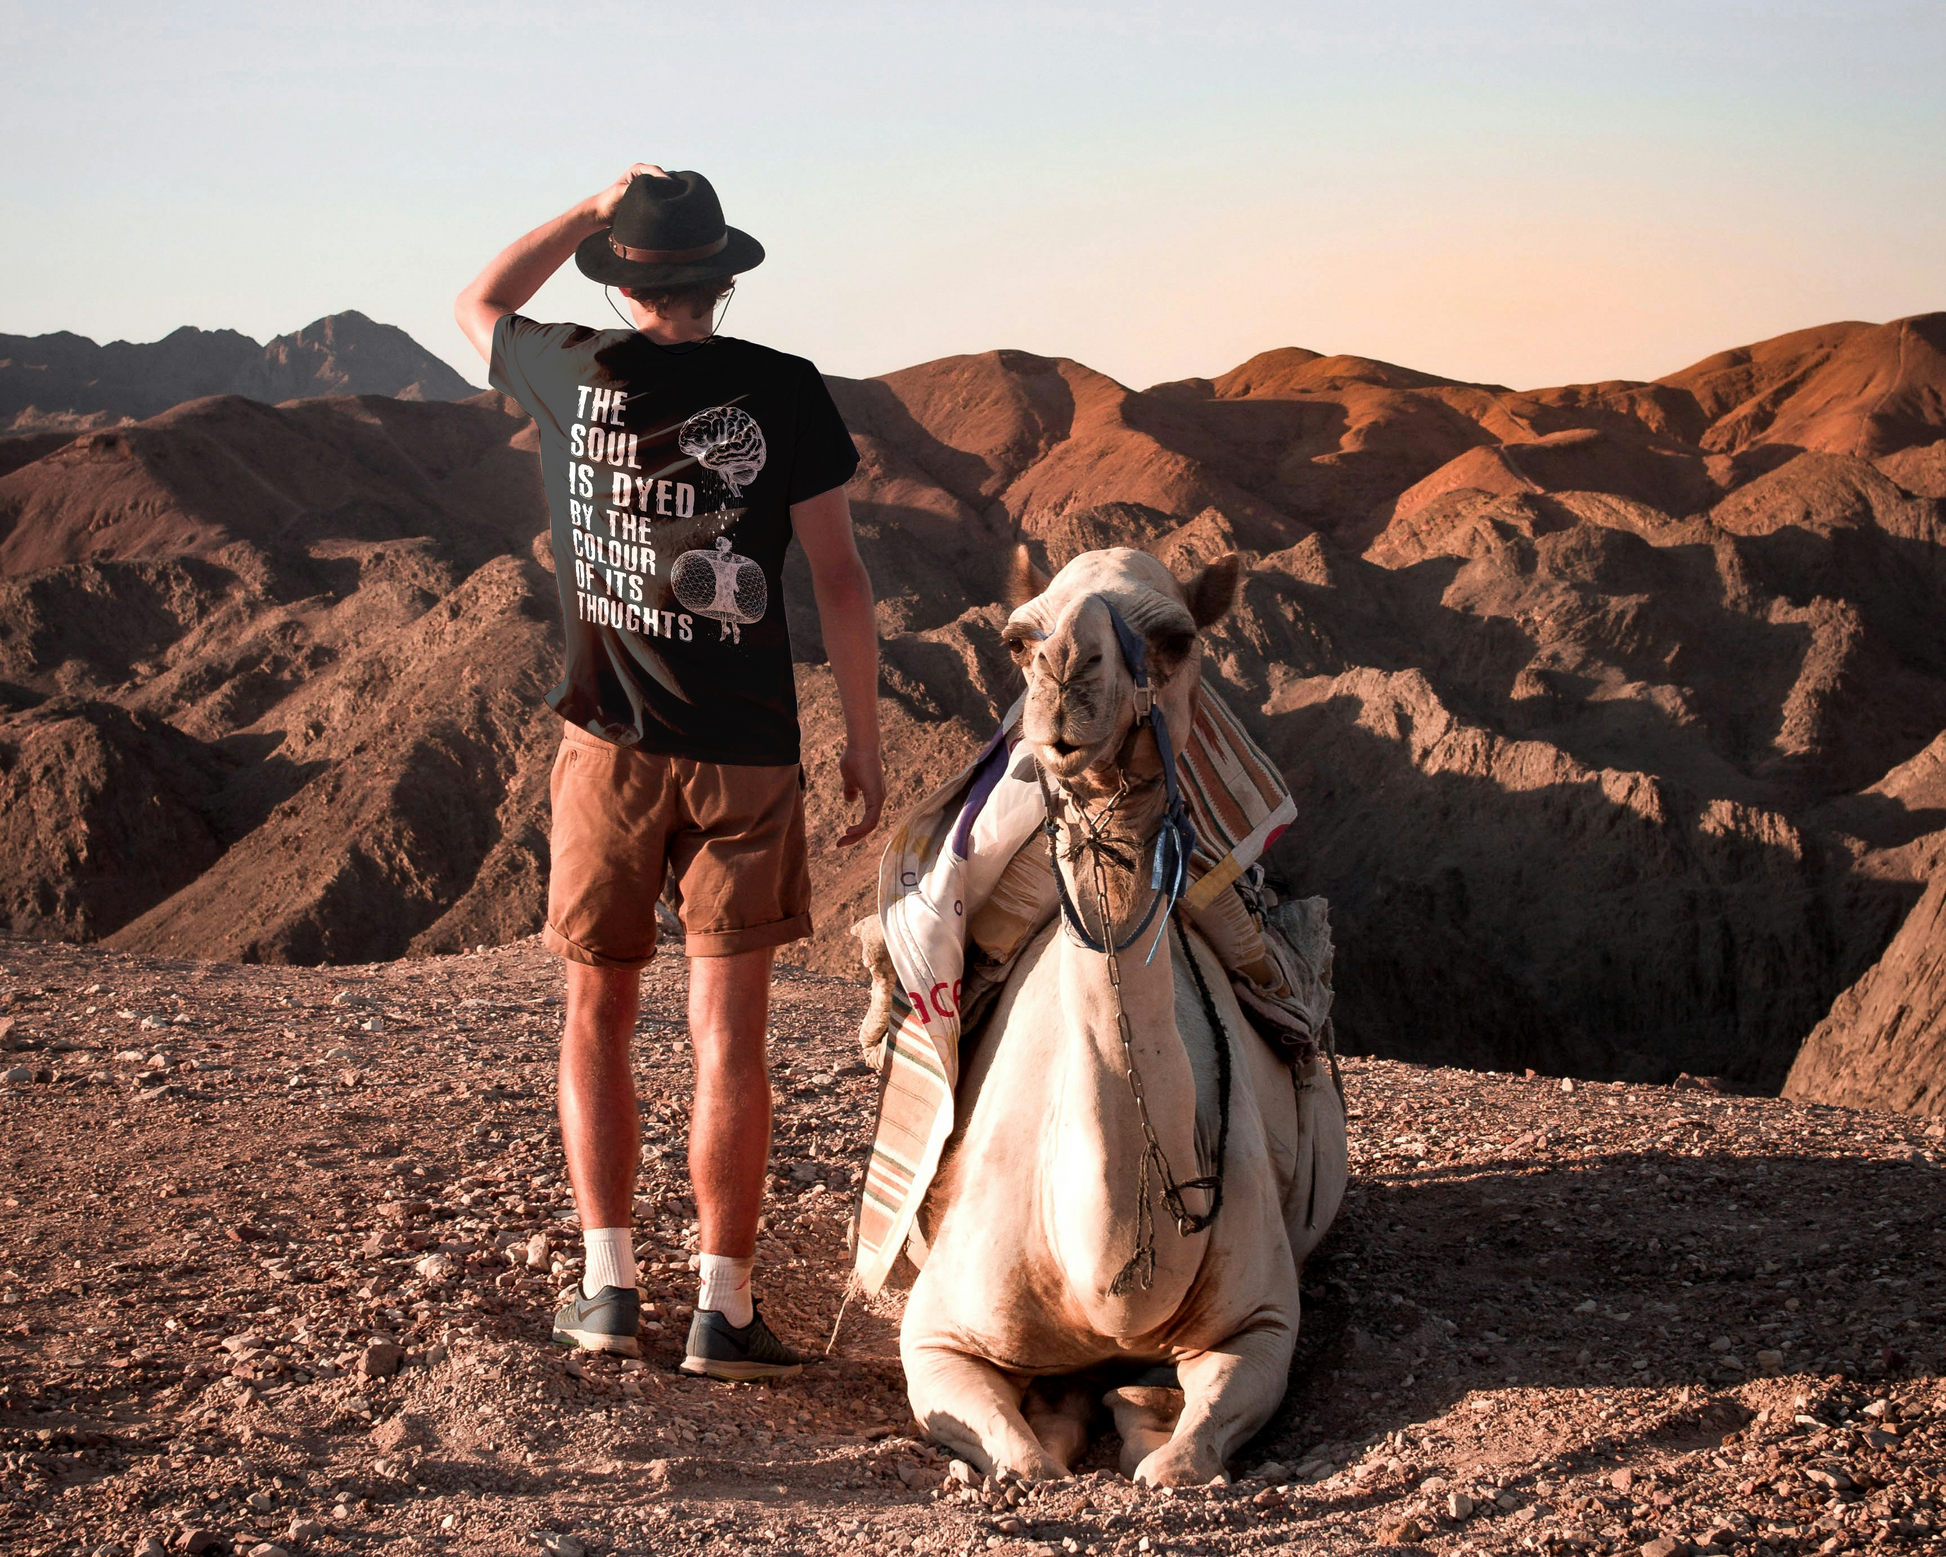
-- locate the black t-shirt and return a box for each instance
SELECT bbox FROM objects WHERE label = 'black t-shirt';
[490,314,859,764]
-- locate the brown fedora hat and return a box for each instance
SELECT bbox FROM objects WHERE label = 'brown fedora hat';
[574,170,764,288]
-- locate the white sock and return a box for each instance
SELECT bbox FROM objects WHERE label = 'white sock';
[697,1252,755,1327]
[581,1227,637,1298]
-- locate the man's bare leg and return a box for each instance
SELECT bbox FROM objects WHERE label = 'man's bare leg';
[687,946,775,1259]
[559,961,642,1234]
[553,960,646,1354]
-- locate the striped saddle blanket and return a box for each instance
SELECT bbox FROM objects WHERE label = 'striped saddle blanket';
[854,679,1295,1295]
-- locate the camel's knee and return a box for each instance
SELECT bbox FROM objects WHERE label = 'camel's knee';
[853,914,898,1071]
[903,1344,1063,1483]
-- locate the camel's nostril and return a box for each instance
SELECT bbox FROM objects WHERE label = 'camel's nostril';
[1051,739,1079,757]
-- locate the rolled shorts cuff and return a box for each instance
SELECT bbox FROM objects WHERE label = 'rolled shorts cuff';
[684,911,812,959]
[544,920,654,972]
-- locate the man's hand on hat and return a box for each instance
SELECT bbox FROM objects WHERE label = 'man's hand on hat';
[591,164,669,224]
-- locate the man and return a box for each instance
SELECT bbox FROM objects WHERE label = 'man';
[455,163,883,1380]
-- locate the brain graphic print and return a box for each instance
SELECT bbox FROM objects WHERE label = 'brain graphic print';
[672,537,767,627]
[677,405,767,496]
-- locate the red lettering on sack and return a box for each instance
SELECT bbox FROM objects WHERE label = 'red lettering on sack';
[907,991,930,1024]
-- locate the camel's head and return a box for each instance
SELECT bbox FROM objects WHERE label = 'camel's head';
[1001,544,1242,788]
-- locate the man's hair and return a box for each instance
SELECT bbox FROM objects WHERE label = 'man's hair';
[622,277,736,321]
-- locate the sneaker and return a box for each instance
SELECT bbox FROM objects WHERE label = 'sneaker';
[552,1284,641,1357]
[680,1303,807,1381]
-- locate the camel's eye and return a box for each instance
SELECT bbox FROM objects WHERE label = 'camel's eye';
[1002,631,1033,662]
[1081,651,1103,670]
[1149,629,1195,671]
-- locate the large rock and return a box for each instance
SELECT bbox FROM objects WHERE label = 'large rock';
[1783,870,1946,1114]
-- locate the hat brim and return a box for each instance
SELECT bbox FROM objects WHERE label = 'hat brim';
[573,226,765,288]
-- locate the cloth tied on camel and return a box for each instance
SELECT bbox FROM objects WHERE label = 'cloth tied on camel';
[853,676,1330,1295]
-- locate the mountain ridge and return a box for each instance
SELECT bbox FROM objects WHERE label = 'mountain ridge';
[0,310,480,431]
[3,310,1945,1111]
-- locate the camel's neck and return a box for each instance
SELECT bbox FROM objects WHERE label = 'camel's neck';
[1045,792,1207,1338]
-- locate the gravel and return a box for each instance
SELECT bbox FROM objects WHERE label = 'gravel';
[0,932,1939,1556]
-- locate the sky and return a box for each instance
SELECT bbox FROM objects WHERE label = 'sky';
[3,1,1942,393]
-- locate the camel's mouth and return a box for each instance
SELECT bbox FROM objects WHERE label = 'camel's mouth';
[1032,732,1104,780]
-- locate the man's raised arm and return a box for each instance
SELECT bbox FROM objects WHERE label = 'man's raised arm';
[790,485,884,847]
[454,163,667,362]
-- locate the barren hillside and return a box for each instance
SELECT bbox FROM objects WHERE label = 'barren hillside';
[5,314,1946,1098]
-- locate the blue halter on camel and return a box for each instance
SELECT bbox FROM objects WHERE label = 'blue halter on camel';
[1034,598,1198,962]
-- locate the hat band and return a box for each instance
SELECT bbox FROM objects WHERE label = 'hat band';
[607,231,729,264]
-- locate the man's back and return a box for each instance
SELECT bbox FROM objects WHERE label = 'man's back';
[492,318,858,761]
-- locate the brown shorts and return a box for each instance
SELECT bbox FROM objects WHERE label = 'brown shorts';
[544,723,811,967]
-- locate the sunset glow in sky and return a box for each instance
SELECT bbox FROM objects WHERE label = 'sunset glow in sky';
[4,1,1942,392]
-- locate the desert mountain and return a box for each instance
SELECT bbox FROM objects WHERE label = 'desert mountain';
[0,310,479,431]
[4,311,1946,1106]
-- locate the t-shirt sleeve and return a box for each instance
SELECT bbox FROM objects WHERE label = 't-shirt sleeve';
[787,363,862,504]
[489,313,577,422]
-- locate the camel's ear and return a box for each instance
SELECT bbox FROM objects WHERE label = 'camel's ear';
[1181,551,1242,628]
[1007,543,1051,608]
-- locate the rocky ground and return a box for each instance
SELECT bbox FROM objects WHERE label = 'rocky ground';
[1,933,1942,1557]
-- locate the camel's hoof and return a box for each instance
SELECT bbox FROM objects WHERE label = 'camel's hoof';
[1132,1436,1225,1489]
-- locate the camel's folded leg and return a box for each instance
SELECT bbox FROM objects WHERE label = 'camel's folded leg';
[1023,1377,1099,1473]
[852,914,899,1072]
[1133,1320,1295,1487]
[903,1339,1066,1482]
[1104,1385,1184,1478]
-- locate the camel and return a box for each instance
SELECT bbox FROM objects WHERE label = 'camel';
[895,544,1348,1486]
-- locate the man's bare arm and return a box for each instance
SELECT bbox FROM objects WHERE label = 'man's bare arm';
[790,485,884,847]
[453,163,666,362]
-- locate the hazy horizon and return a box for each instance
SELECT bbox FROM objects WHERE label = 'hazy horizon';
[4,2,1942,394]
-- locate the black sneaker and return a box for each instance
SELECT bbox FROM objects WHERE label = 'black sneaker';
[552,1284,641,1357]
[680,1303,806,1381]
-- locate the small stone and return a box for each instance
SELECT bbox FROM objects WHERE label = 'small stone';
[287,1520,321,1543]
[994,1517,1025,1535]
[1560,1077,1575,1093]
[525,1232,551,1270]
[1,1065,31,1085]
[948,1458,975,1485]
[1708,1336,1733,1353]
[247,1489,275,1511]
[360,1017,385,1034]
[1861,1398,1895,1420]
[1610,1468,1635,1492]
[1639,1538,1686,1557]
[539,1537,586,1557]
[1377,1517,1425,1545]
[247,1545,291,1557]
[1252,1486,1286,1508]
[1574,1299,1598,1313]
[1756,1349,1784,1370]
[359,1341,404,1378]
[1446,1491,1475,1520]
[181,1534,222,1556]
[132,1542,167,1557]
[1252,1460,1289,1482]
[414,1251,455,1281]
